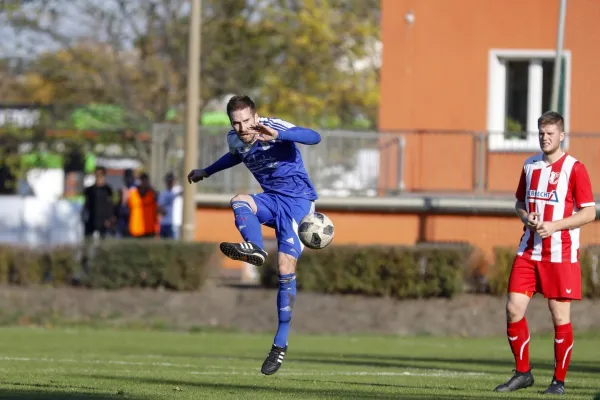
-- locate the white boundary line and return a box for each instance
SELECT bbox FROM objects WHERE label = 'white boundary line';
[189,371,486,377]
[0,356,197,368]
[0,355,487,378]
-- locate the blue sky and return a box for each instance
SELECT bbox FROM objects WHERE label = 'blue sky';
[1,0,191,58]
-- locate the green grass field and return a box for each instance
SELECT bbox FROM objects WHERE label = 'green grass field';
[0,327,597,399]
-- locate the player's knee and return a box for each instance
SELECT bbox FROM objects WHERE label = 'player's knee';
[230,194,256,213]
[278,252,297,275]
[548,299,571,326]
[506,299,527,322]
[230,194,249,205]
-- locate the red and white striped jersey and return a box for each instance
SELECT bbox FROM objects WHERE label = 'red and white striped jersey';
[515,152,595,263]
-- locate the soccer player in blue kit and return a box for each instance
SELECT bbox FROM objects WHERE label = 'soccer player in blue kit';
[187,95,321,375]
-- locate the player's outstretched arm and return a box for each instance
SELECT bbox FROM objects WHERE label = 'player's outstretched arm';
[252,122,321,145]
[205,152,242,176]
[187,152,242,183]
[277,126,321,145]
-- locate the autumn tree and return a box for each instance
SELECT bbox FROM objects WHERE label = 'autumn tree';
[2,0,380,129]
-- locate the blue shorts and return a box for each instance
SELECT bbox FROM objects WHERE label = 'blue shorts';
[250,193,315,258]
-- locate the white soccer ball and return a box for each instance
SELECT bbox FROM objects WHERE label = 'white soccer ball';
[298,212,335,250]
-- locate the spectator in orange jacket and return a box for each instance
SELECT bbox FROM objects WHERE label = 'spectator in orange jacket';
[127,173,158,238]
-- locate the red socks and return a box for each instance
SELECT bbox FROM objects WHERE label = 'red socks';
[507,318,574,381]
[553,322,574,382]
[507,318,531,373]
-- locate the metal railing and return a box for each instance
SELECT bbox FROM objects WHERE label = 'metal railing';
[150,124,600,197]
[151,124,405,197]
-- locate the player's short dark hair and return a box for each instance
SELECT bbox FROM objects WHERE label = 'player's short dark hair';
[95,166,106,175]
[226,95,256,119]
[538,111,564,132]
[139,172,149,181]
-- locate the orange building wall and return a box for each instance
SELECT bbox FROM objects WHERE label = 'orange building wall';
[378,134,600,194]
[195,207,600,268]
[378,0,600,193]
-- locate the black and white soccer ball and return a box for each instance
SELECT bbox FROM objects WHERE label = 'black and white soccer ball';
[298,212,334,250]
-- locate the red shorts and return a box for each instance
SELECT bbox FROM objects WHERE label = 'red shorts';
[508,256,581,300]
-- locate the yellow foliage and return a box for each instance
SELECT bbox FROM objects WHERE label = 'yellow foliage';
[4,0,380,128]
[22,73,55,104]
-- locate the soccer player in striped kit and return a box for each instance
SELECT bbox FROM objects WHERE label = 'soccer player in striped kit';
[188,95,320,376]
[494,111,596,395]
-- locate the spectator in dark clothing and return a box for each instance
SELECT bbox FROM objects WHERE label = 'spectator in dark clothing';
[115,168,137,238]
[82,166,114,238]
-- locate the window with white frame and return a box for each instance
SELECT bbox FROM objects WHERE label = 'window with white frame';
[487,50,571,152]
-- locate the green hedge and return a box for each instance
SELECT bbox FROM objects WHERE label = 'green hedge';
[260,244,472,299]
[86,239,215,290]
[260,244,600,300]
[0,245,79,285]
[581,246,600,298]
[486,247,515,296]
[1,240,598,299]
[0,240,216,290]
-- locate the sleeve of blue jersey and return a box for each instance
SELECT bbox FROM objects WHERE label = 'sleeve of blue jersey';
[276,126,321,145]
[204,152,242,177]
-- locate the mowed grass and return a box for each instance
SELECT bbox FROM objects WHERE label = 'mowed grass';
[0,328,597,399]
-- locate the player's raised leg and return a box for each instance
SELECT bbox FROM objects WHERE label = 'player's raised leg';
[494,257,535,392]
[219,194,269,266]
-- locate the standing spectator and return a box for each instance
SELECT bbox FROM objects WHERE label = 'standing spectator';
[157,172,183,239]
[115,168,137,238]
[127,173,158,238]
[81,166,114,239]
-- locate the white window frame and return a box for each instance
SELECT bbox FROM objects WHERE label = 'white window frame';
[487,49,572,152]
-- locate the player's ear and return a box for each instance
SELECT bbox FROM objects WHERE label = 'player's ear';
[560,131,565,142]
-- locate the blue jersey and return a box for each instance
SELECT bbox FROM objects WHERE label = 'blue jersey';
[205,117,321,200]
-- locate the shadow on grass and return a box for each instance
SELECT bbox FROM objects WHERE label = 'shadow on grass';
[0,381,140,399]
[74,374,563,400]
[288,351,600,375]
[134,348,600,375]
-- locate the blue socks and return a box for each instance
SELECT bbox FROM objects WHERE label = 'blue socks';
[274,273,296,348]
[231,201,296,348]
[231,201,264,249]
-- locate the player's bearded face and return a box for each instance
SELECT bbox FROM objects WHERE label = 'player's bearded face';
[538,123,564,154]
[230,108,259,144]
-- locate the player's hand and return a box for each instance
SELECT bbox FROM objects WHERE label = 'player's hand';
[524,212,541,231]
[536,221,557,239]
[249,124,279,141]
[187,168,208,184]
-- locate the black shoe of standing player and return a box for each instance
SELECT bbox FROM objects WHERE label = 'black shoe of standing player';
[493,369,535,392]
[261,344,287,375]
[542,377,565,395]
[219,241,268,266]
